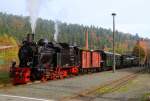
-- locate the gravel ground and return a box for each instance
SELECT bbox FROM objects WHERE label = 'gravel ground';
[96,69,150,101]
[0,67,142,101]
[71,67,150,101]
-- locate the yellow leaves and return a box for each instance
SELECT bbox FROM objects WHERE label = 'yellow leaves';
[0,34,18,46]
[0,34,19,66]
[9,37,18,47]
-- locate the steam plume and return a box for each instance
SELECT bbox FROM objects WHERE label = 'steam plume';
[54,21,59,42]
[26,0,41,34]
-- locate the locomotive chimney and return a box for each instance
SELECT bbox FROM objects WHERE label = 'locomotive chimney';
[27,33,34,42]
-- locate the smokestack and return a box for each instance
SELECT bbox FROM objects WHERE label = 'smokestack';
[85,29,88,50]
[27,33,34,42]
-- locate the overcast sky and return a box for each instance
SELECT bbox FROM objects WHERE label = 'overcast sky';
[0,0,150,38]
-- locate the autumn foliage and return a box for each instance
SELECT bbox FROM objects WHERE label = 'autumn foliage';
[0,34,19,71]
[132,39,150,64]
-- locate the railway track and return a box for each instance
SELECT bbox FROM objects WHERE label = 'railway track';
[60,70,139,101]
[94,73,137,95]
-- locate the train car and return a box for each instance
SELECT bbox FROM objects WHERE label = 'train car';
[91,50,101,69]
[99,51,121,70]
[79,50,102,73]
[80,50,91,69]
[120,55,139,67]
[131,56,139,66]
[121,55,131,67]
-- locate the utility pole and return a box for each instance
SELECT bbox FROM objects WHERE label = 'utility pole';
[139,39,141,67]
[112,13,116,73]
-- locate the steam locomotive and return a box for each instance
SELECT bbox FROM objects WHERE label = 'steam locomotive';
[10,34,139,85]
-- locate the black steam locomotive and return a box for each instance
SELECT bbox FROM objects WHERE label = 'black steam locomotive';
[10,34,139,85]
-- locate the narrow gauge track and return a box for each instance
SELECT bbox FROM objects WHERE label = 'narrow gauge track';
[14,70,104,87]
[2,69,116,88]
[12,67,140,87]
[60,70,140,101]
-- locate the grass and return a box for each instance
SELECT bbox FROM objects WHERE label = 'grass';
[96,86,113,94]
[141,93,150,101]
[95,78,136,95]
[116,80,134,92]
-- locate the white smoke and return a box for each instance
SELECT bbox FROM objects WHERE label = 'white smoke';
[54,21,59,42]
[26,0,42,34]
